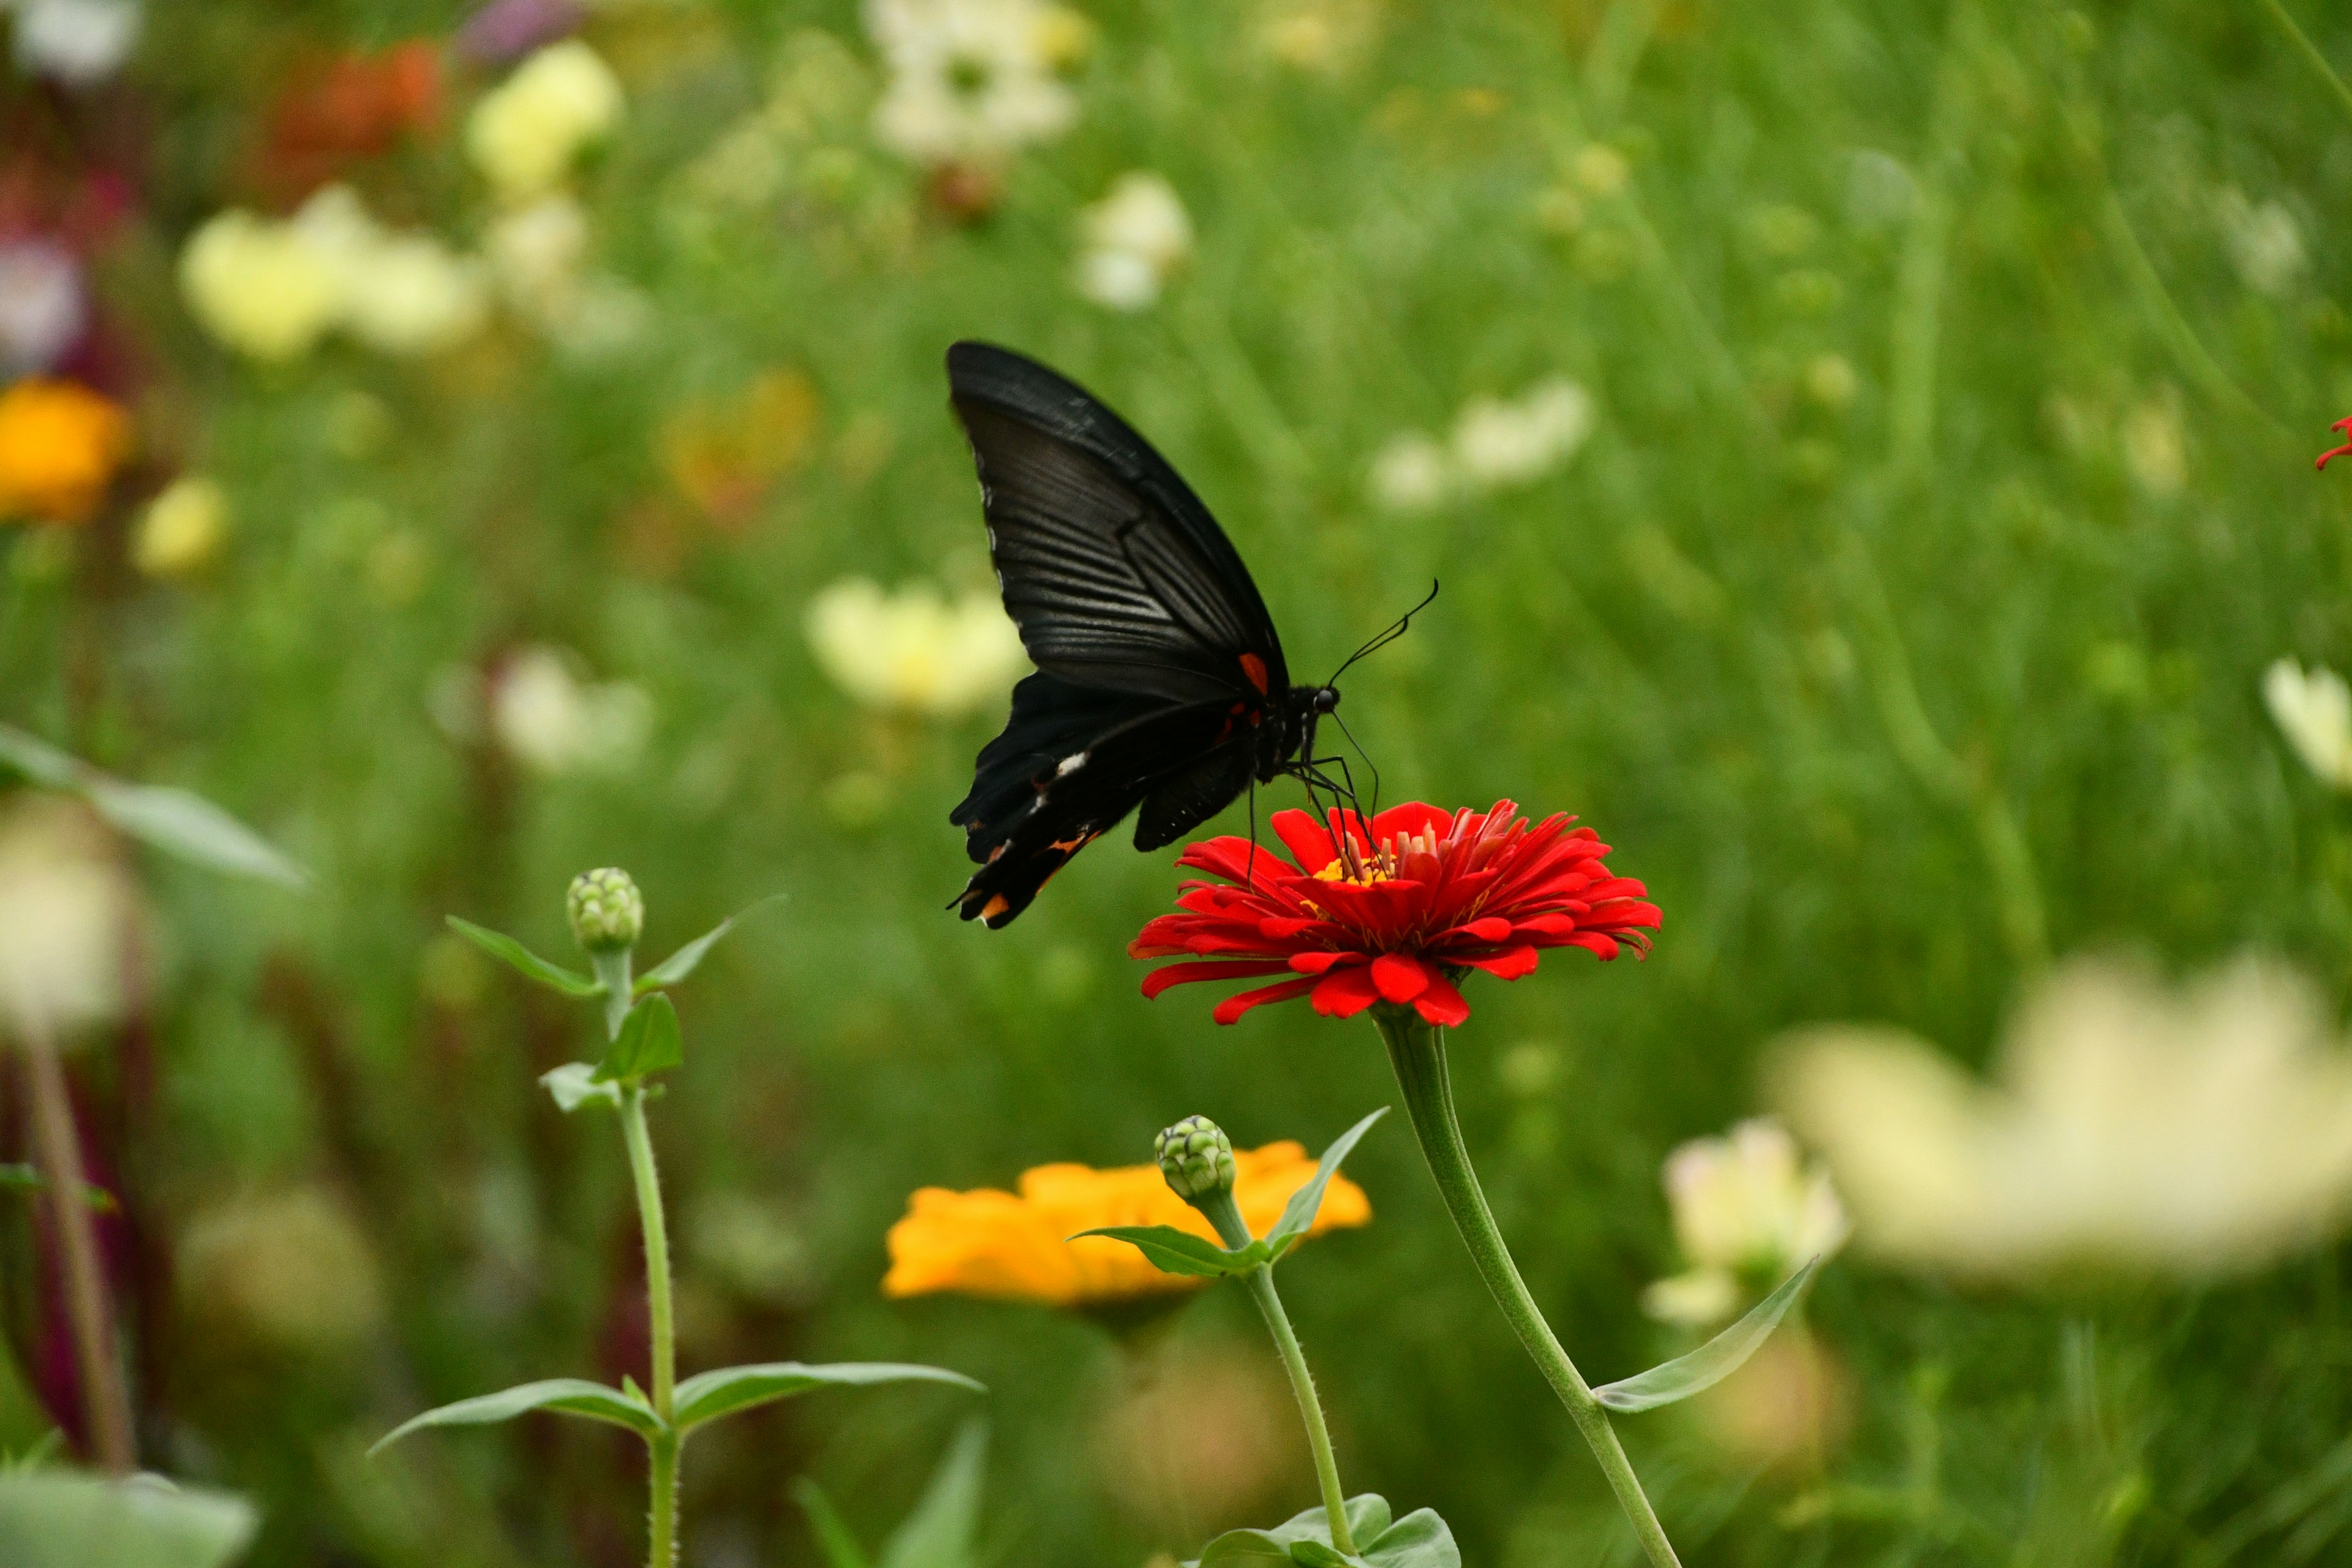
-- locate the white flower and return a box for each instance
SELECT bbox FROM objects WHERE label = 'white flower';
[1451,376,1592,488]
[467,39,625,201]
[1366,432,1450,513]
[178,211,345,361]
[0,796,141,1037]
[7,0,140,86]
[1642,1118,1847,1326]
[486,194,590,310]
[1775,955,2352,1281]
[133,475,230,578]
[0,240,85,373]
[2265,658,2352,790]
[1074,173,1191,311]
[490,646,652,775]
[2217,189,2305,297]
[805,577,1030,717]
[865,0,1076,165]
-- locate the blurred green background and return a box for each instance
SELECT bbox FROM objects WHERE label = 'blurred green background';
[7,0,2352,1563]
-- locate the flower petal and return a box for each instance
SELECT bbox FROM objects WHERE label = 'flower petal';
[1457,944,1539,979]
[1271,810,1338,873]
[1140,960,1294,998]
[1371,951,1432,1003]
[1412,974,1471,1026]
[1212,976,1320,1024]
[1289,950,1368,976]
[1310,965,1384,1019]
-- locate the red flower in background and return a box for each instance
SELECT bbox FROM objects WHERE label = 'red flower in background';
[1130,801,1660,1028]
[2320,417,2352,472]
[257,43,442,202]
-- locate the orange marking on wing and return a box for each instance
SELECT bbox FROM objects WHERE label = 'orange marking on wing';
[1239,652,1270,694]
[981,894,1011,920]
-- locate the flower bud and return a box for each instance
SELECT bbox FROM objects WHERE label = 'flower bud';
[1155,1115,1235,1201]
[567,867,643,952]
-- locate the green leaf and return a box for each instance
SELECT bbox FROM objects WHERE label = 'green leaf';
[878,1419,987,1568]
[1288,1544,1355,1567]
[83,780,309,891]
[446,918,604,1000]
[1361,1510,1459,1568]
[0,1472,258,1568]
[672,1362,981,1435]
[0,1164,117,1213]
[792,1479,875,1568]
[0,723,309,892]
[1070,1224,1263,1278]
[594,993,684,1083]
[634,894,785,994]
[540,1063,621,1114]
[1263,1107,1387,1260]
[1594,1256,1822,1414]
[371,1378,662,1453]
[1194,1531,1295,1565]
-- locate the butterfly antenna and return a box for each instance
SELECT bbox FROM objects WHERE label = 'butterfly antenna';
[1325,579,1440,686]
[1330,708,1383,824]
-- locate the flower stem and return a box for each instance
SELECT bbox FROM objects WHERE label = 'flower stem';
[1374,1007,1681,1568]
[1198,1189,1357,1557]
[620,1083,679,1568]
[17,1009,134,1473]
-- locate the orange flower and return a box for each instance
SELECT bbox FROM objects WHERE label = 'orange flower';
[0,378,130,523]
[884,1142,1371,1308]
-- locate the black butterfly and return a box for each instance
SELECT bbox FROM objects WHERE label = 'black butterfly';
[944,342,1369,928]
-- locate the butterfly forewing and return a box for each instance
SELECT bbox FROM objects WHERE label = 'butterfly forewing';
[944,342,1310,925]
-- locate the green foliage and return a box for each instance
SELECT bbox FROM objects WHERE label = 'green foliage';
[1262,1108,1386,1261]
[796,1420,990,1568]
[1594,1257,1820,1413]
[0,724,307,889]
[0,1474,257,1568]
[1191,1496,1457,1568]
[444,917,605,1000]
[369,1379,663,1452]
[592,993,684,1082]
[671,1362,981,1434]
[0,1164,118,1213]
[634,894,786,993]
[1072,1224,1268,1278]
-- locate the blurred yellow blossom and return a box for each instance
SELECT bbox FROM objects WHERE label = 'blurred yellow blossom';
[489,646,653,775]
[1776,955,2352,1281]
[884,1142,1370,1308]
[178,1188,387,1355]
[1259,0,1381,74]
[180,188,486,361]
[0,376,129,522]
[133,475,230,578]
[0,796,143,1036]
[658,369,820,521]
[2264,658,2352,790]
[865,0,1078,166]
[1074,173,1193,312]
[805,577,1028,717]
[1642,1118,1847,1327]
[466,39,625,201]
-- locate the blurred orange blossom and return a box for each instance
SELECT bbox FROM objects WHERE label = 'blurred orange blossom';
[884,1142,1371,1307]
[0,377,129,522]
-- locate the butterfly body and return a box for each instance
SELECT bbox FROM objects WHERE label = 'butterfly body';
[943,342,1336,927]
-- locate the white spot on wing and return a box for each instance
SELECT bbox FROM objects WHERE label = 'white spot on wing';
[1057,751,1088,777]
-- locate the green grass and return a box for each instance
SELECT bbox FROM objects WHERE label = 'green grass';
[9,0,2352,1562]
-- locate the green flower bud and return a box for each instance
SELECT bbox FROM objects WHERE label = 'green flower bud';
[567,868,644,953]
[1156,1115,1236,1201]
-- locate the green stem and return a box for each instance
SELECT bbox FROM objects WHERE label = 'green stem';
[1374,1008,1681,1568]
[622,1084,679,1568]
[592,949,634,1042]
[1197,1189,1357,1557]
[2260,0,2352,126]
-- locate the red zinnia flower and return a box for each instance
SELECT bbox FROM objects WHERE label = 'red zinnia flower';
[1129,800,1660,1028]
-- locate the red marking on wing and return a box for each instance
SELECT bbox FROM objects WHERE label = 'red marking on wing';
[1239,652,1270,694]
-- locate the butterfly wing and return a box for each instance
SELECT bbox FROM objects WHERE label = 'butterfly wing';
[946,344,1297,924]
[948,342,1290,703]
[951,673,1253,927]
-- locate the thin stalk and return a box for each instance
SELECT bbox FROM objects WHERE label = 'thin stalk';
[1200,1187,1356,1556]
[1375,1008,1680,1568]
[2260,0,2352,126]
[592,949,634,1043]
[621,1084,678,1568]
[17,1010,134,1473]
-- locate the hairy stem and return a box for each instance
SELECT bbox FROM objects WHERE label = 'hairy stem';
[18,1011,134,1472]
[1375,1008,1680,1568]
[621,1084,678,1567]
[1202,1185,1357,1555]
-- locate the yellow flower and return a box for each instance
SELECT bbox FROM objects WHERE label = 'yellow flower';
[467,40,625,202]
[133,475,230,578]
[884,1142,1371,1307]
[178,210,344,362]
[804,576,1030,717]
[0,377,129,523]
